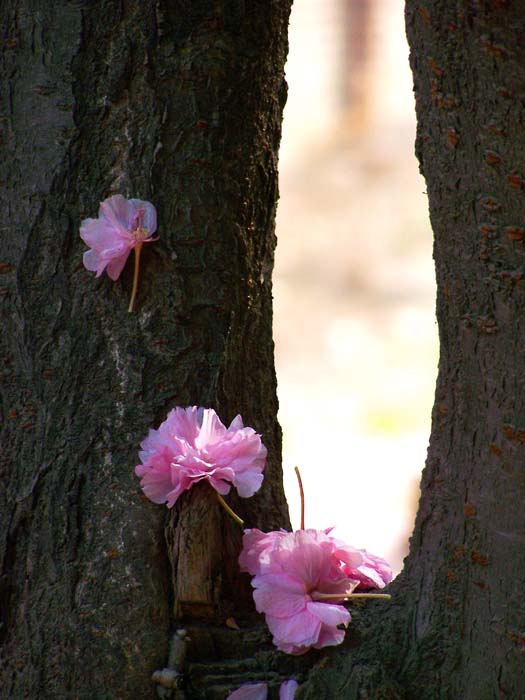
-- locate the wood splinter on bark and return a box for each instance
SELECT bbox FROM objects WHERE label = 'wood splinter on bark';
[152,629,188,697]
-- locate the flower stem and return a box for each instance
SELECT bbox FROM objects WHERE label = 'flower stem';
[216,493,244,526]
[128,242,143,313]
[312,591,392,601]
[294,466,305,530]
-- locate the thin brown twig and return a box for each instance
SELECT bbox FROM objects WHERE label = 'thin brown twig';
[294,465,305,530]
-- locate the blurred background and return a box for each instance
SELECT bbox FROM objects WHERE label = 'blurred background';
[274,0,437,574]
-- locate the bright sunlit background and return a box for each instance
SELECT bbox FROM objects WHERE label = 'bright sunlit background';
[274,0,438,574]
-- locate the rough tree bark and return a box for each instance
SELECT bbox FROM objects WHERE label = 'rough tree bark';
[0,2,292,698]
[297,3,525,699]
[5,1,523,699]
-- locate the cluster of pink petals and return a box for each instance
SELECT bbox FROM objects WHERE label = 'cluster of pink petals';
[227,680,298,700]
[80,194,157,280]
[135,406,267,508]
[240,528,392,589]
[239,528,392,655]
[351,549,393,590]
[240,528,359,654]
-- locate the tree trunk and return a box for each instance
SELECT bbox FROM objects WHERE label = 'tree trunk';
[297,3,525,699]
[0,2,292,698]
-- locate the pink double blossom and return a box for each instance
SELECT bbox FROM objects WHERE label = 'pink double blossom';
[135,407,266,508]
[240,528,393,655]
[240,528,363,655]
[227,680,298,700]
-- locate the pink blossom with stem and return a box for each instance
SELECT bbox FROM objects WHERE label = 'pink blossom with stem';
[240,527,393,655]
[240,528,363,655]
[80,194,158,311]
[135,406,266,522]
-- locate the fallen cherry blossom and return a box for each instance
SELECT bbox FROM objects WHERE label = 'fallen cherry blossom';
[80,194,157,311]
[240,527,392,654]
[135,406,266,521]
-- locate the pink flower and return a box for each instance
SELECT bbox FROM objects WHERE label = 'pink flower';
[135,407,266,508]
[226,680,298,700]
[80,194,157,280]
[241,529,364,655]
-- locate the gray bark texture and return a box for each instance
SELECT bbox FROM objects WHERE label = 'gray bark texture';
[296,3,525,699]
[0,1,292,698]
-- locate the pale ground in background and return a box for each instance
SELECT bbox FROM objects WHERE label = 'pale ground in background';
[274,0,438,573]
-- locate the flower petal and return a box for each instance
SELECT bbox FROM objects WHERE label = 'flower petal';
[306,600,350,628]
[279,680,299,700]
[162,407,203,446]
[228,414,245,431]
[83,249,105,276]
[130,198,157,234]
[233,470,264,498]
[354,550,393,589]
[194,408,228,450]
[266,608,322,654]
[226,683,268,700]
[207,475,232,495]
[134,461,184,507]
[80,218,113,249]
[239,528,286,575]
[99,194,134,234]
[252,573,306,618]
[313,624,347,650]
[274,530,327,591]
[106,250,131,280]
